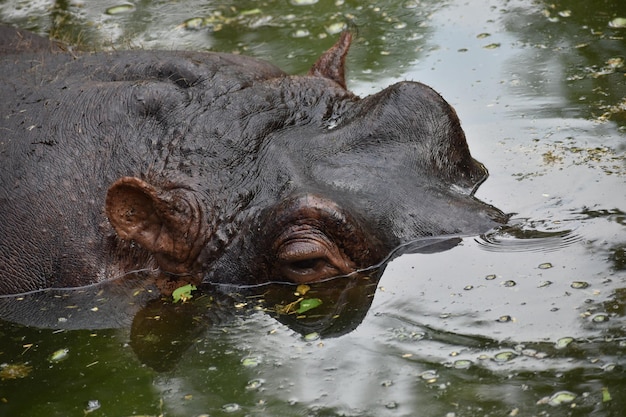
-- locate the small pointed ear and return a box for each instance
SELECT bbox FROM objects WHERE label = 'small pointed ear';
[105,177,203,272]
[308,31,352,89]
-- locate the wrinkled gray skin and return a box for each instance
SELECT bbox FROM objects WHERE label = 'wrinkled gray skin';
[0,26,507,296]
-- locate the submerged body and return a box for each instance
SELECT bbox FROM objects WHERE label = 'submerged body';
[0,26,506,295]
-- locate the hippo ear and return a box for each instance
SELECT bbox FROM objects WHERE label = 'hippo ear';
[308,31,352,89]
[105,177,202,272]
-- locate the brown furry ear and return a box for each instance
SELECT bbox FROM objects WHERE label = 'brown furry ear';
[105,177,203,273]
[308,31,352,89]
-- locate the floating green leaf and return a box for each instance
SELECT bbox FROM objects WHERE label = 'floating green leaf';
[172,284,197,303]
[297,298,322,314]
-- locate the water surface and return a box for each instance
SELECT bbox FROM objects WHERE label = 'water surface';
[0,0,624,416]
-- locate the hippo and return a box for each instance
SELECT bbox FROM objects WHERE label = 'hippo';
[0,26,507,298]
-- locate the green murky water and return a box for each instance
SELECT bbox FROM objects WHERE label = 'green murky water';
[1,0,625,416]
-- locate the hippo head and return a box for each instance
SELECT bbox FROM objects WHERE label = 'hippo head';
[103,33,506,288]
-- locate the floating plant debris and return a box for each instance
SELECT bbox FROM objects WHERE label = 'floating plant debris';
[0,363,33,380]
[49,348,69,363]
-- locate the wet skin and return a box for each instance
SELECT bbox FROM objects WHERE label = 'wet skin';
[0,26,507,296]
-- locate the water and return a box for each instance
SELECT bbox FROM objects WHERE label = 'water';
[0,0,624,416]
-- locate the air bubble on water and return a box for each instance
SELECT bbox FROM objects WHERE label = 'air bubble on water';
[483,43,500,49]
[608,17,626,28]
[394,22,407,29]
[485,274,497,280]
[493,351,517,362]
[385,401,398,409]
[497,315,513,323]
[105,4,135,15]
[570,281,589,289]
[292,29,310,38]
[222,403,241,412]
[502,280,516,287]
[183,17,205,30]
[419,370,439,383]
[325,22,347,35]
[241,356,260,367]
[591,313,609,323]
[246,378,264,390]
[476,33,491,39]
[290,0,318,5]
[538,262,553,269]
[545,390,577,406]
[602,363,616,372]
[453,359,472,369]
[538,280,553,288]
[304,332,320,341]
[555,337,574,349]
[85,400,101,413]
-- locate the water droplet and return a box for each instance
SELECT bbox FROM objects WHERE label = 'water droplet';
[538,280,553,288]
[476,32,491,39]
[570,281,589,289]
[497,315,513,323]
[105,4,135,15]
[485,274,497,280]
[502,280,516,287]
[464,285,474,290]
[538,262,553,269]
[483,43,501,49]
[555,337,574,349]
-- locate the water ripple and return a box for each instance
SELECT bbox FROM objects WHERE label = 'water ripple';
[476,221,583,253]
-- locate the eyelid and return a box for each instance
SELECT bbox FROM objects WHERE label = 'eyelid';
[277,237,331,263]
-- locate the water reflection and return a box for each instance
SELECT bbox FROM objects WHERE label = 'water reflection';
[501,0,626,127]
[0,236,467,371]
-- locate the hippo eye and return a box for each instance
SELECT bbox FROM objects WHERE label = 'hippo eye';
[275,235,351,284]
